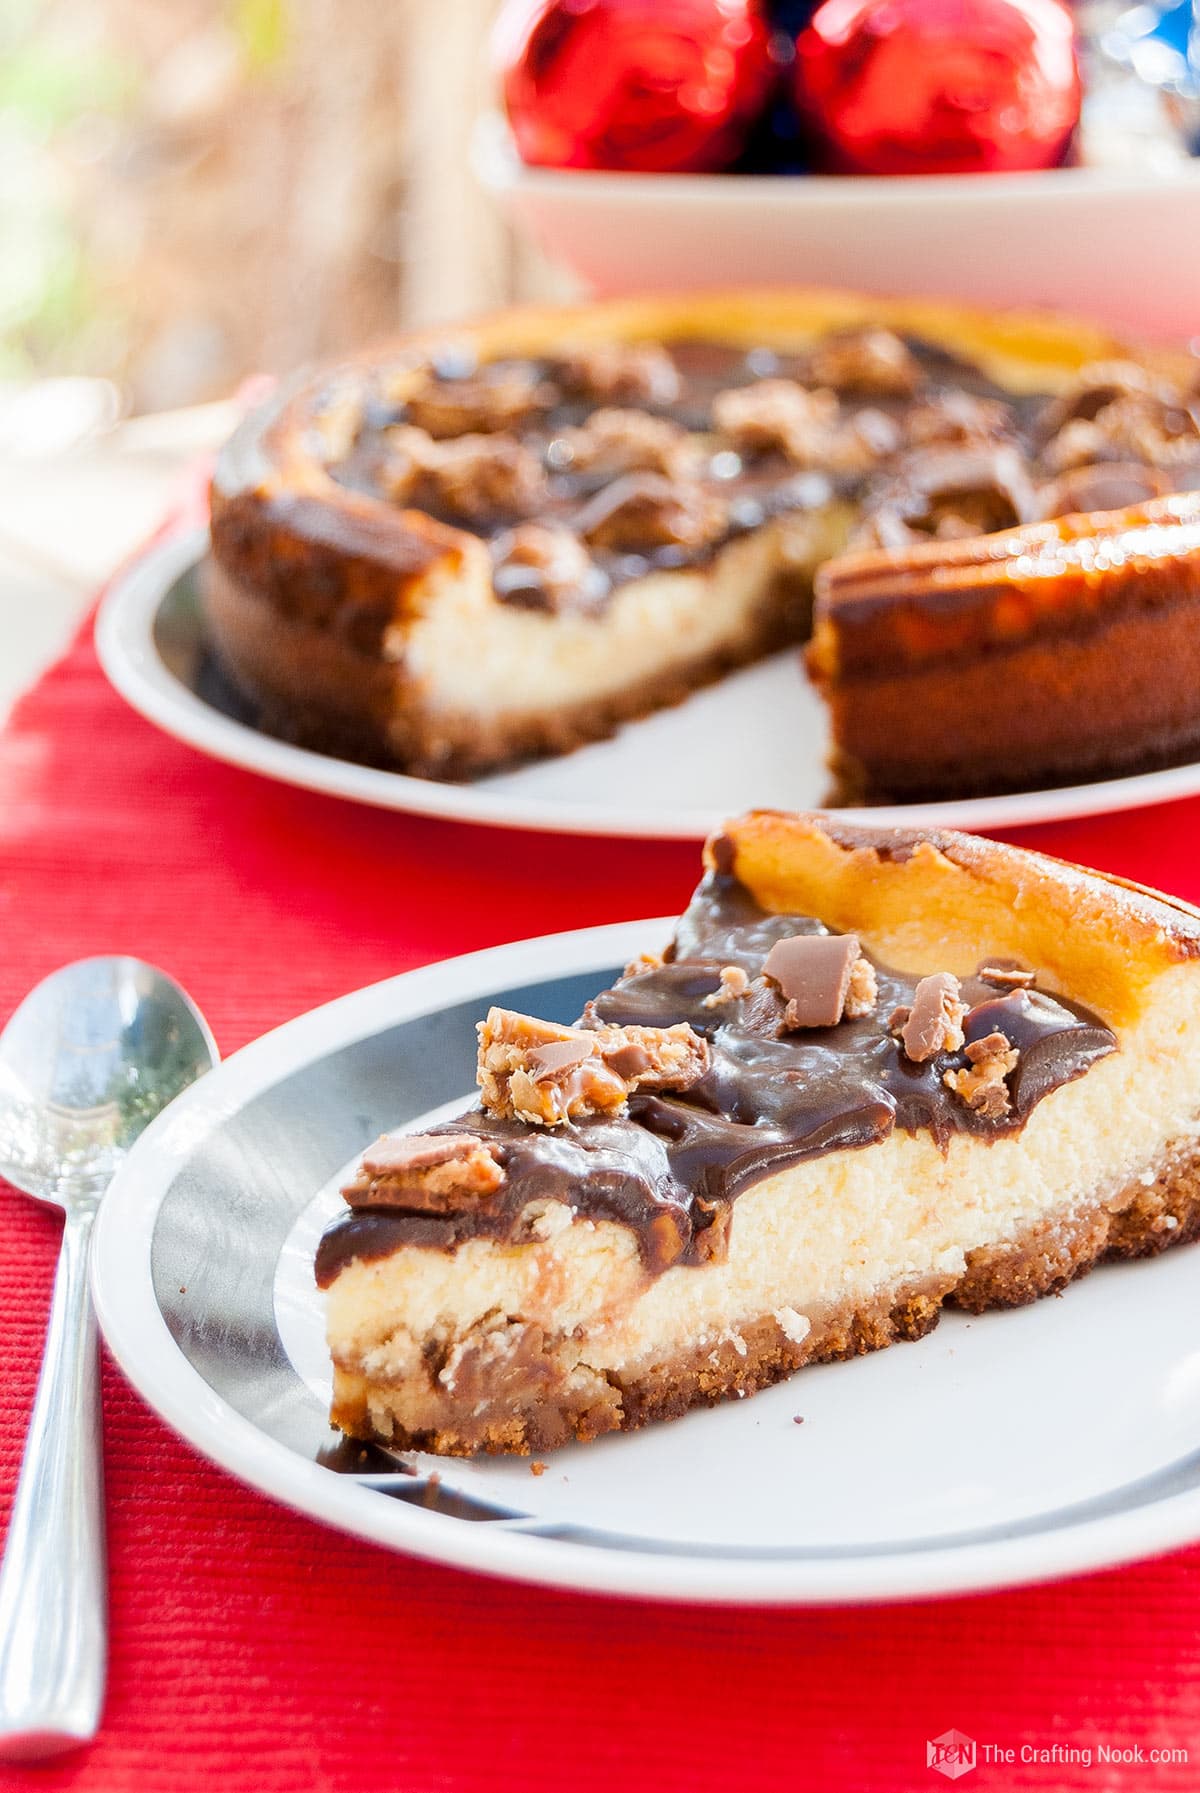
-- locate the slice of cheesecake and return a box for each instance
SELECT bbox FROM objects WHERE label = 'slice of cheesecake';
[316,812,1200,1456]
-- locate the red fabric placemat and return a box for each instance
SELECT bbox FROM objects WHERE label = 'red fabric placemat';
[3,530,1200,1792]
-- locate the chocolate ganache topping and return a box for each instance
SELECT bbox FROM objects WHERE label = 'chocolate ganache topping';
[315,873,1116,1286]
[319,333,1063,616]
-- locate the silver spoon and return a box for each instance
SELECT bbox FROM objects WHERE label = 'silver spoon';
[0,958,217,1760]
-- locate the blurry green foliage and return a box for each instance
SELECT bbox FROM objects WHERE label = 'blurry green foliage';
[0,0,135,374]
[229,0,290,75]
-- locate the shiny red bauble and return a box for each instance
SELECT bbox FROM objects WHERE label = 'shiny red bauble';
[793,0,1081,176]
[495,0,776,173]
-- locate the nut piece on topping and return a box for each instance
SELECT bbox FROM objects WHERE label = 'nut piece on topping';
[944,1031,1020,1119]
[890,973,968,1062]
[1038,402,1190,476]
[807,328,922,397]
[978,963,1037,991]
[381,426,545,519]
[906,391,1014,449]
[826,407,903,475]
[712,380,839,466]
[763,932,872,1031]
[311,388,364,465]
[341,1131,505,1213]
[844,956,879,1019]
[557,341,681,406]
[489,523,600,613]
[478,1010,625,1126]
[425,434,546,521]
[553,408,701,480]
[858,443,1037,549]
[701,964,751,1009]
[378,423,442,501]
[477,1007,708,1127]
[1033,461,1170,521]
[404,364,553,437]
[1036,358,1200,478]
[623,950,664,980]
[596,1021,710,1090]
[574,472,726,553]
[1035,360,1157,443]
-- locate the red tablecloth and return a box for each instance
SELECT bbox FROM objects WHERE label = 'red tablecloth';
[3,530,1200,1793]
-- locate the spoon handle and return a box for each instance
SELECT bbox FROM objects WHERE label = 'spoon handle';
[0,1206,106,1759]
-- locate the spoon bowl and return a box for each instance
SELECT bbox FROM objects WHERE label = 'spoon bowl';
[0,957,217,1211]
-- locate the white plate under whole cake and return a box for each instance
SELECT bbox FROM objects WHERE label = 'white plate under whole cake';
[96,526,1200,840]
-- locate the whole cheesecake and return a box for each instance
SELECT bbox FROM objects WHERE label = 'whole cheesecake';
[207,290,1200,802]
[316,812,1200,1457]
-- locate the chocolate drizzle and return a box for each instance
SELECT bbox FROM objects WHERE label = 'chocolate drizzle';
[323,335,1054,614]
[315,874,1116,1287]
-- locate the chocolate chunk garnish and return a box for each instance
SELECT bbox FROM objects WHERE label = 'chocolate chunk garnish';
[712,380,839,466]
[478,1007,707,1126]
[602,1041,653,1081]
[526,1038,599,1079]
[1034,462,1170,522]
[343,1131,505,1214]
[490,523,604,615]
[360,1131,482,1175]
[891,972,967,1061]
[860,442,1037,548]
[557,341,681,406]
[574,472,725,553]
[598,1024,709,1091]
[807,327,922,397]
[763,932,861,1031]
[403,365,552,438]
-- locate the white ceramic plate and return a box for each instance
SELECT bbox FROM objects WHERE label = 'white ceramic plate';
[91,919,1200,1606]
[475,114,1200,345]
[97,527,1200,841]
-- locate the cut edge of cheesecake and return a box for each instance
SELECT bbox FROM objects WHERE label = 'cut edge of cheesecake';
[319,813,1200,1457]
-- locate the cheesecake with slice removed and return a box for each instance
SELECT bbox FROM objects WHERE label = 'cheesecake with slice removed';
[316,812,1200,1456]
[206,289,1200,796]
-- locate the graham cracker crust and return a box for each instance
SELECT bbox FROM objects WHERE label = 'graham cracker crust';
[329,1139,1200,1458]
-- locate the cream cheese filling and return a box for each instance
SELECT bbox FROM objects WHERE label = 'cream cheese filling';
[394,505,854,723]
[325,965,1200,1385]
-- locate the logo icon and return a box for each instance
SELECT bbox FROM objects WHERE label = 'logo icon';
[927,1730,977,1781]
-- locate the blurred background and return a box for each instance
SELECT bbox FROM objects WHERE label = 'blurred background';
[0,0,572,710]
[7,0,1200,414]
[2,0,570,417]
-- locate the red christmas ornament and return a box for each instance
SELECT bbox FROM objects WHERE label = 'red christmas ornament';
[495,0,776,174]
[794,0,1081,176]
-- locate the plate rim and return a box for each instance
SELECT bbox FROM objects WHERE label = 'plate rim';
[95,525,1200,843]
[90,916,1200,1606]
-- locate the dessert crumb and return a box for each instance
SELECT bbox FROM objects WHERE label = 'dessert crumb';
[792,1414,805,1426]
[530,1460,548,1476]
